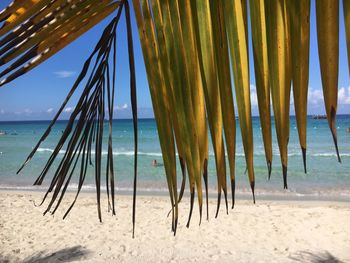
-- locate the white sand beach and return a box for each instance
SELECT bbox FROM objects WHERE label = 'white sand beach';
[1,191,350,262]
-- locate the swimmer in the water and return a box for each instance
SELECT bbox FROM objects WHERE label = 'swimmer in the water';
[152,159,158,167]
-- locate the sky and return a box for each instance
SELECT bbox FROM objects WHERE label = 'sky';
[0,0,349,121]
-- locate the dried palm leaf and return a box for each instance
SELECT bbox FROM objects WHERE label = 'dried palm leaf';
[0,0,52,35]
[14,2,139,237]
[0,1,119,86]
[0,1,114,65]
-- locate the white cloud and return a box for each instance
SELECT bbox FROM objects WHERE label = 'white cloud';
[249,85,350,115]
[54,70,76,78]
[114,103,128,110]
[0,109,4,114]
[250,85,258,107]
[308,88,324,105]
[64,107,73,113]
[338,86,350,105]
[47,108,54,113]
[308,86,350,106]
[24,109,32,114]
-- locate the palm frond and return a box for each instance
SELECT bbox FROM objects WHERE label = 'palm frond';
[0,0,346,235]
[0,0,120,86]
[8,1,138,236]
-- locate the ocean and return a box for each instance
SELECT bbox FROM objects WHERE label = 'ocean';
[0,116,349,200]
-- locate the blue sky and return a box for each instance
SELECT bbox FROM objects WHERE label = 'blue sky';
[0,0,349,121]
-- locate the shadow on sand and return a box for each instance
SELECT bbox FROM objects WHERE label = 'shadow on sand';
[289,250,344,263]
[2,245,91,263]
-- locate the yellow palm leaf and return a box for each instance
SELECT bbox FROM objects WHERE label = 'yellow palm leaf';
[210,0,235,212]
[265,0,292,189]
[249,0,273,177]
[344,0,350,75]
[316,0,341,162]
[289,0,310,173]
[223,0,255,200]
[192,0,228,215]
[132,0,179,232]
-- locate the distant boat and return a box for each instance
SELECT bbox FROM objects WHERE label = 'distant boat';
[312,115,327,120]
[0,131,6,135]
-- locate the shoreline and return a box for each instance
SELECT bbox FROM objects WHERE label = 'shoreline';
[1,186,350,203]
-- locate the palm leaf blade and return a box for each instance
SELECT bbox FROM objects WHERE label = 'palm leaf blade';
[316,0,341,162]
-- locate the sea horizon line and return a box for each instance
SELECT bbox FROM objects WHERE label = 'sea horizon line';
[1,114,349,123]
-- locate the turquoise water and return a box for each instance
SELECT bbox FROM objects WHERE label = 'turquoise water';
[0,116,349,198]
